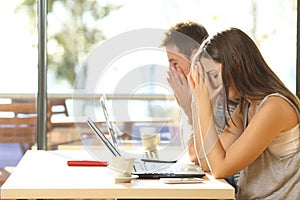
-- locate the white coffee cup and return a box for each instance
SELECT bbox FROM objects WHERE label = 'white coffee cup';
[110,156,135,179]
[140,132,160,152]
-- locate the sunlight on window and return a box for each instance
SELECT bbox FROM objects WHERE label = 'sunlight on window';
[0,0,297,93]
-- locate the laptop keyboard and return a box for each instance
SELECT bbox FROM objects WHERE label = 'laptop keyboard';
[134,161,204,173]
[132,162,206,179]
[134,161,174,172]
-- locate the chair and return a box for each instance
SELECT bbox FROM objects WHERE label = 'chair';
[0,101,52,153]
[49,99,68,117]
[0,102,37,153]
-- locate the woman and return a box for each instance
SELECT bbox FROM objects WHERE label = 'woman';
[188,27,300,199]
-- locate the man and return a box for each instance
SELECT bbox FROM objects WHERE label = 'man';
[160,21,239,191]
[160,21,208,164]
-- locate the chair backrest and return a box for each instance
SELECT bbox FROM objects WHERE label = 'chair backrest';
[0,101,52,152]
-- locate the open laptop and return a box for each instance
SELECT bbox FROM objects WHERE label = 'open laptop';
[99,95,179,163]
[87,118,205,179]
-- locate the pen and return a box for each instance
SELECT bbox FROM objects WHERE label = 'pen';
[67,160,108,167]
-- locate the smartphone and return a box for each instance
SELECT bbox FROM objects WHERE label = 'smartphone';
[160,177,203,184]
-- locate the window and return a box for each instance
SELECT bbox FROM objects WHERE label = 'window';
[0,0,297,165]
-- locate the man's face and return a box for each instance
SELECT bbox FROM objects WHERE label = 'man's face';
[166,44,190,76]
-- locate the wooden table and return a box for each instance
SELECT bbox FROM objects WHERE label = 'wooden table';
[1,150,235,199]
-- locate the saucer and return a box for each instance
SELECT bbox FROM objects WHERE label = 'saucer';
[114,175,139,183]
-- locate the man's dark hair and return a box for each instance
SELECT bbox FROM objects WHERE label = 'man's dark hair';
[161,21,208,58]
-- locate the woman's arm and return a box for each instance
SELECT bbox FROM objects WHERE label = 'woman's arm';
[188,139,199,164]
[208,97,297,178]
[198,107,244,171]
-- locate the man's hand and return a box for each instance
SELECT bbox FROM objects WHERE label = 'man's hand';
[167,66,192,123]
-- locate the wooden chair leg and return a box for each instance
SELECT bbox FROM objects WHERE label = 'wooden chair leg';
[0,168,11,186]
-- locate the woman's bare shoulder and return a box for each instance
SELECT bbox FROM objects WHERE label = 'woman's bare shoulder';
[258,96,298,130]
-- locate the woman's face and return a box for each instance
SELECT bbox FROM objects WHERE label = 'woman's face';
[200,58,240,100]
[199,58,222,91]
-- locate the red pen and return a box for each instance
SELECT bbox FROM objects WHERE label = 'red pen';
[67,160,108,167]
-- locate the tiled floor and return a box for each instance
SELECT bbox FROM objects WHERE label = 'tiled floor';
[0,143,23,168]
[0,143,23,188]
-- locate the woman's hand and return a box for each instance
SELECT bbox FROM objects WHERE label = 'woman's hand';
[188,63,213,120]
[188,63,223,172]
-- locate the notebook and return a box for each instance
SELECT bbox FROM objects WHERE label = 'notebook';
[87,118,205,179]
[99,95,178,163]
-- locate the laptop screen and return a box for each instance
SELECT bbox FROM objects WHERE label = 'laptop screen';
[99,95,119,147]
[87,118,121,157]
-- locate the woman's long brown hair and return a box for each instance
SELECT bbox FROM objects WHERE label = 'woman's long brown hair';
[201,27,300,126]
